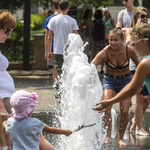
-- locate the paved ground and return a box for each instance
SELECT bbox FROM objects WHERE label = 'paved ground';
[8,67,137,114]
[8,68,150,150]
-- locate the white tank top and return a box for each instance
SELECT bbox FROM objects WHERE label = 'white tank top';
[121,9,134,28]
[0,52,15,98]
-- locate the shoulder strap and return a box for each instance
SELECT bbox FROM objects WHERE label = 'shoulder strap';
[126,45,129,60]
[103,49,108,62]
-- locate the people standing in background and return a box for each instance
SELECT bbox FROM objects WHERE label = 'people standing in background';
[103,8,115,45]
[43,1,60,98]
[46,0,78,94]
[116,0,135,42]
[48,10,53,16]
[125,6,150,136]
[79,9,93,62]
[91,9,106,74]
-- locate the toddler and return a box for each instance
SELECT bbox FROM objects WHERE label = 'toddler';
[4,90,72,150]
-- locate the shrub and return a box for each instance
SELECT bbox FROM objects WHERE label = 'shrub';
[31,14,46,30]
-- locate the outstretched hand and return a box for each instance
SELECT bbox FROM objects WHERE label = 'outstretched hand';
[65,130,72,136]
[92,100,112,113]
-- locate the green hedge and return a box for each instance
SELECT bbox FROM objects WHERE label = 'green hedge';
[31,14,46,30]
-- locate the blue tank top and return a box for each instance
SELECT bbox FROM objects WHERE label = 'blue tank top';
[144,55,150,94]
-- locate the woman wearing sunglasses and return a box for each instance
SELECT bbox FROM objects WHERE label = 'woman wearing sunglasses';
[91,28,139,146]
[93,23,150,140]
[0,10,16,150]
[0,10,57,150]
[125,6,150,136]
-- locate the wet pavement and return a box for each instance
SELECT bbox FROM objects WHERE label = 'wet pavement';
[8,67,150,150]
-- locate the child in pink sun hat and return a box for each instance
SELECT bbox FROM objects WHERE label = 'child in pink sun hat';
[4,90,72,150]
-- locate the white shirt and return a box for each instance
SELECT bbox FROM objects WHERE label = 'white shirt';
[0,52,15,98]
[47,14,79,54]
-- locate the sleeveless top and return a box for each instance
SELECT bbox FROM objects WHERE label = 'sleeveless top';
[121,9,134,43]
[144,55,150,94]
[103,45,129,70]
[0,52,15,98]
[92,19,105,41]
[121,9,134,28]
[103,17,112,35]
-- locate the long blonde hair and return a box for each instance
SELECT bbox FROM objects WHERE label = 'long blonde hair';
[130,6,149,27]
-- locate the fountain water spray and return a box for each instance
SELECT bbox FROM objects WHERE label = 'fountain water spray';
[54,33,108,150]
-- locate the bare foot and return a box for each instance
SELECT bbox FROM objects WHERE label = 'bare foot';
[137,128,150,136]
[118,140,127,146]
[130,118,136,133]
[103,137,112,144]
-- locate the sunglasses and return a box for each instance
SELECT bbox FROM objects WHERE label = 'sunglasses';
[2,28,13,36]
[139,14,149,19]
[130,38,149,47]
[121,0,128,3]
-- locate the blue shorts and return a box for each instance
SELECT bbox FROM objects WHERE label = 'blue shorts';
[102,73,131,93]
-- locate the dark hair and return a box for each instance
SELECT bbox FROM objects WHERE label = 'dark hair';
[54,0,60,9]
[82,9,92,20]
[94,9,103,20]
[48,10,53,16]
[59,0,69,11]
[109,27,124,39]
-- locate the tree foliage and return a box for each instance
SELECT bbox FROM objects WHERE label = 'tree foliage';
[0,0,114,10]
[68,0,114,8]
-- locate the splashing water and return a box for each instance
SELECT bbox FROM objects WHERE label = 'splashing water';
[55,33,107,150]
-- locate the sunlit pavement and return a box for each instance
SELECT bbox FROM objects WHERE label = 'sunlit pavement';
[8,67,150,149]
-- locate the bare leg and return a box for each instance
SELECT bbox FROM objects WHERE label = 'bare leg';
[0,115,5,148]
[102,90,116,144]
[130,74,150,135]
[39,133,55,150]
[131,88,150,135]
[118,98,131,146]
[53,66,58,83]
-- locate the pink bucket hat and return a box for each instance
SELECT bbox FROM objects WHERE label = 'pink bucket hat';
[10,90,39,119]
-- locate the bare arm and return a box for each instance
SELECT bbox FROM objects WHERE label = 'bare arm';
[109,59,149,103]
[125,28,132,45]
[79,20,85,32]
[129,46,140,67]
[90,45,109,66]
[0,98,10,119]
[93,59,150,112]
[109,18,116,29]
[44,29,49,59]
[116,11,123,28]
[73,30,78,34]
[45,30,53,60]
[116,11,127,35]
[43,124,72,136]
